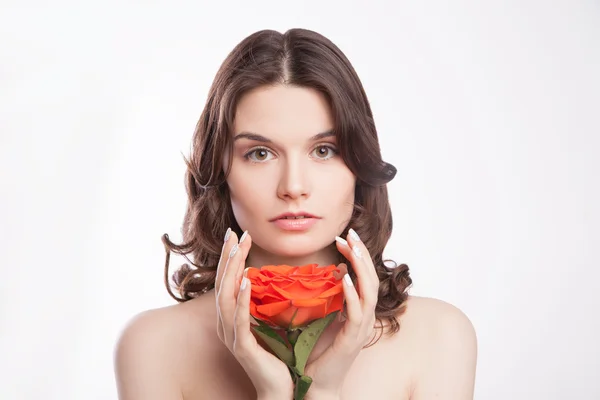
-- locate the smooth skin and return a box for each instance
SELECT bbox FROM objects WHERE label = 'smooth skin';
[215,229,294,399]
[215,226,382,400]
[114,85,477,400]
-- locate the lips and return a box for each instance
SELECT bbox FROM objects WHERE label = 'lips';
[271,215,320,231]
[270,212,320,222]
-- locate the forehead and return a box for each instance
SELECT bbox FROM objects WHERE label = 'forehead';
[233,85,334,138]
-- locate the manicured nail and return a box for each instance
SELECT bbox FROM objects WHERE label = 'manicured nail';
[349,228,360,242]
[229,244,239,258]
[240,277,249,290]
[343,273,353,287]
[243,267,250,278]
[224,227,231,242]
[239,230,248,243]
[352,245,362,259]
[335,236,348,246]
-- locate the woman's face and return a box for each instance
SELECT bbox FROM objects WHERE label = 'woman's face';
[225,84,356,267]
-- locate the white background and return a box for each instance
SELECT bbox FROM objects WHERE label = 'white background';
[1,0,599,399]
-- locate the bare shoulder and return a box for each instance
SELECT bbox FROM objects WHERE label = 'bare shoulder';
[398,295,478,399]
[401,295,477,335]
[113,294,217,400]
[384,295,477,357]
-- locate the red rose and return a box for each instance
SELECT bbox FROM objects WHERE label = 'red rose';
[247,264,345,329]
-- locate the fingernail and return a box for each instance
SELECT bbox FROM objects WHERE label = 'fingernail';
[239,230,248,243]
[229,244,239,258]
[224,227,231,242]
[352,245,362,259]
[349,228,360,242]
[240,277,249,290]
[243,267,250,278]
[335,236,348,246]
[343,273,353,287]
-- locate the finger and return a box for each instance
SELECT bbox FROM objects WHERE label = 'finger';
[233,231,252,298]
[346,228,378,284]
[220,230,251,343]
[216,228,237,342]
[215,228,238,294]
[233,276,254,358]
[216,228,243,342]
[334,233,377,309]
[346,229,378,296]
[222,230,250,300]
[330,273,364,355]
[342,273,362,332]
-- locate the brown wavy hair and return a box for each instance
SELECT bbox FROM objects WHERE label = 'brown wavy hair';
[162,28,412,340]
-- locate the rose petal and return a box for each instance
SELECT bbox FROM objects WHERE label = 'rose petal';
[316,283,343,298]
[267,306,296,328]
[261,265,296,275]
[249,284,267,294]
[257,273,276,283]
[256,300,292,317]
[295,264,318,275]
[297,279,328,290]
[272,281,326,300]
[292,298,328,307]
[246,268,261,279]
[249,264,348,328]
[327,293,344,313]
[288,302,329,328]
[252,291,286,302]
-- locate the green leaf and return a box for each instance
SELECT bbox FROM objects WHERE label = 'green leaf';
[287,329,302,347]
[293,311,338,375]
[291,365,302,376]
[293,375,313,400]
[252,325,295,367]
[255,318,272,328]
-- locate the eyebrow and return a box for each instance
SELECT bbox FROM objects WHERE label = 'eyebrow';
[233,130,335,143]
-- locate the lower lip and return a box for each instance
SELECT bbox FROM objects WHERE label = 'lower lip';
[272,218,319,231]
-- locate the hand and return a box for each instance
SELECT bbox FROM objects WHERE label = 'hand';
[303,228,379,399]
[215,229,295,399]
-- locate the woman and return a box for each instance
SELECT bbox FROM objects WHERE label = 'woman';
[114,28,477,400]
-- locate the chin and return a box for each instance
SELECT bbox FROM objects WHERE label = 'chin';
[268,244,319,258]
[263,235,333,260]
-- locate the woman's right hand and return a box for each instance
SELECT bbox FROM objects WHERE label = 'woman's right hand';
[215,228,295,400]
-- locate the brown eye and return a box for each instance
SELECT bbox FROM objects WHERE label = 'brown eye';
[254,149,268,160]
[311,145,337,160]
[244,147,274,162]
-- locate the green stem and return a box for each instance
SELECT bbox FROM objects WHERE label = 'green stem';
[293,311,338,375]
[293,375,313,400]
[287,329,302,347]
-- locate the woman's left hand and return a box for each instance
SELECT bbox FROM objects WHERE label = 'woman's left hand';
[303,228,379,400]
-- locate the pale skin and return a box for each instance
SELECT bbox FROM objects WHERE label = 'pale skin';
[114,85,478,399]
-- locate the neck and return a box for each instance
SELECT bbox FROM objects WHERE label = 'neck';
[245,243,340,268]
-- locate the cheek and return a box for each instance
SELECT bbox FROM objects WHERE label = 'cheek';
[227,166,273,220]
[322,168,356,206]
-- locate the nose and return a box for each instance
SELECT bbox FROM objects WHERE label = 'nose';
[276,155,310,200]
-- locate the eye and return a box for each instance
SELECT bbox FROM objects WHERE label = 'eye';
[244,147,274,163]
[311,145,338,160]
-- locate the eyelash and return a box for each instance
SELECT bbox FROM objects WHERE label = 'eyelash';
[243,144,339,163]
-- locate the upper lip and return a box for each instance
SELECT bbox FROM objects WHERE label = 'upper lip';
[270,211,320,221]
